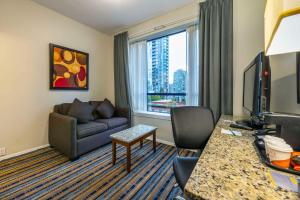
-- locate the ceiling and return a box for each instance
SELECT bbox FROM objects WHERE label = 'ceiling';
[32,0,195,34]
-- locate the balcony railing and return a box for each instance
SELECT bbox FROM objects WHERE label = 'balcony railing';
[147,93,186,96]
[147,92,186,113]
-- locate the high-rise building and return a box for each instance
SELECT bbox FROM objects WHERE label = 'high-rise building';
[173,69,186,93]
[148,37,169,93]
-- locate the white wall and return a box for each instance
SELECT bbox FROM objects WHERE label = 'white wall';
[269,53,300,114]
[233,0,266,116]
[0,0,114,155]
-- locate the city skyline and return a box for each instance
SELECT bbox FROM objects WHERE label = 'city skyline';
[147,31,187,113]
[147,32,187,93]
[147,36,169,93]
[169,31,186,84]
[172,69,186,93]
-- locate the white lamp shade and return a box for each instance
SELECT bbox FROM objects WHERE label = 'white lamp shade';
[265,0,300,55]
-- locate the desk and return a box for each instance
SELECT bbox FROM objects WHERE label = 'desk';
[184,115,299,200]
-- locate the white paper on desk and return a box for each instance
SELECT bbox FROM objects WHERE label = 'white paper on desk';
[221,128,242,136]
[223,119,235,123]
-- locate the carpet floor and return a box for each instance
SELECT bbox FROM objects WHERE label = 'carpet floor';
[0,140,194,200]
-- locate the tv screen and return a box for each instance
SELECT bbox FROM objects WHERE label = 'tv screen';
[242,52,271,116]
[244,63,257,112]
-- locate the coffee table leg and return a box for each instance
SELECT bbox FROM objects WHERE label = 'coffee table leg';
[153,131,156,153]
[140,140,143,149]
[127,146,131,173]
[112,141,116,165]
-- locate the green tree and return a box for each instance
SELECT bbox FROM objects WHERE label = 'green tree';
[151,95,161,101]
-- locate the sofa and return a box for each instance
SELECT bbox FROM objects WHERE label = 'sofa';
[49,100,130,160]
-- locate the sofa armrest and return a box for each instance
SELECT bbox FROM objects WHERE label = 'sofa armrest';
[115,107,132,126]
[49,112,78,160]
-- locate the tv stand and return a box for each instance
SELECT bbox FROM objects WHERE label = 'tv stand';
[236,119,251,126]
[236,117,264,130]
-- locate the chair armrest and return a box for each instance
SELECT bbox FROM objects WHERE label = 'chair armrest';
[48,112,78,160]
[115,107,131,126]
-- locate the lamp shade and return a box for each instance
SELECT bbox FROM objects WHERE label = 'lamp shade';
[265,0,300,55]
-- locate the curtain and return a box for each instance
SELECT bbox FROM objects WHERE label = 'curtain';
[114,32,132,122]
[199,0,233,121]
[129,41,148,112]
[186,25,199,106]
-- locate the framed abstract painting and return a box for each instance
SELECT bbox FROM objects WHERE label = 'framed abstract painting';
[49,44,89,90]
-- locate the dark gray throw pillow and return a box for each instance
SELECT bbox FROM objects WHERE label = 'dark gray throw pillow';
[96,98,115,119]
[68,98,93,123]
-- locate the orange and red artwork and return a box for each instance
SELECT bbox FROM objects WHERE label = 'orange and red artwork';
[49,44,89,90]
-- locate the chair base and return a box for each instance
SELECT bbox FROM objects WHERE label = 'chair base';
[173,196,185,200]
[173,156,198,190]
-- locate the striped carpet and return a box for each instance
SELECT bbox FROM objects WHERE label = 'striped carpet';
[0,140,194,200]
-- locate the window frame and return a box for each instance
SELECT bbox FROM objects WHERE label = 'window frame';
[129,22,197,118]
[146,30,187,114]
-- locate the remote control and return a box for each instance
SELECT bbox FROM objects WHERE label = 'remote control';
[229,123,253,131]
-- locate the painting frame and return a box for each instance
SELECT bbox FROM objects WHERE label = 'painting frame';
[49,43,89,90]
[297,52,300,104]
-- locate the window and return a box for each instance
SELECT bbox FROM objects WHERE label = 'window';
[147,31,187,113]
[129,25,199,116]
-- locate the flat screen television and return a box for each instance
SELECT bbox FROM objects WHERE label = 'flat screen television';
[238,52,271,129]
[243,52,271,116]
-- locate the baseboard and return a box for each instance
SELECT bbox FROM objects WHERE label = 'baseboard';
[0,144,50,162]
[146,137,175,147]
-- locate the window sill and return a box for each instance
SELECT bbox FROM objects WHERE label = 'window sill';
[133,111,171,121]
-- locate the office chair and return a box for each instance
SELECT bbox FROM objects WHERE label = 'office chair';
[171,106,215,191]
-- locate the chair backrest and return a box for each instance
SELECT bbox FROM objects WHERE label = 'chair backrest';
[171,106,215,150]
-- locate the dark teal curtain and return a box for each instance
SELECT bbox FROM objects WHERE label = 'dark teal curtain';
[199,0,233,121]
[114,32,131,124]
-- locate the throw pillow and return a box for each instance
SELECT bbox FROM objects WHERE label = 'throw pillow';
[96,98,115,119]
[90,101,103,120]
[68,98,93,123]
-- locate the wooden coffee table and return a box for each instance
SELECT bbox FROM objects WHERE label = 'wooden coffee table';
[110,124,157,173]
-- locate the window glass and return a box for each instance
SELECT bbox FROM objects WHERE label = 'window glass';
[147,31,187,113]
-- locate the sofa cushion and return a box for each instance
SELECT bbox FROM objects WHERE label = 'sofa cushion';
[89,101,103,120]
[96,99,115,119]
[68,98,93,123]
[77,122,108,139]
[95,117,128,129]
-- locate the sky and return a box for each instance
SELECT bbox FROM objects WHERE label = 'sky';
[168,31,187,84]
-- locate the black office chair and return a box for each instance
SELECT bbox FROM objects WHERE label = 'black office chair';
[171,106,215,190]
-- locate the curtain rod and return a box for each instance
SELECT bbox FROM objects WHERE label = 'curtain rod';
[128,15,198,40]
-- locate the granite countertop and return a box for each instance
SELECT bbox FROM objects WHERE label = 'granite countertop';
[184,115,300,200]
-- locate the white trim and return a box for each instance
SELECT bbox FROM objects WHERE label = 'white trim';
[0,144,50,161]
[128,15,198,41]
[146,137,175,147]
[134,111,171,121]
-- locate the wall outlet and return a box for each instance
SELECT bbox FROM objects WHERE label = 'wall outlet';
[0,147,6,156]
